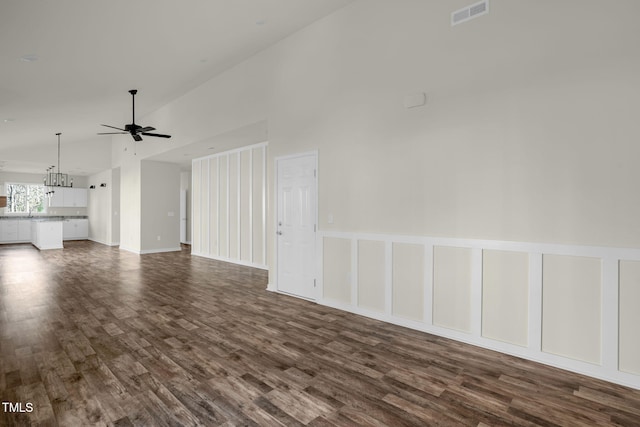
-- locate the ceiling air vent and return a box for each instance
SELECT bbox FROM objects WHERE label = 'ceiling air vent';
[451,0,489,26]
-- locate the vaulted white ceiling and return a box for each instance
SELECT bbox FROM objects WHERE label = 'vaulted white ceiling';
[0,0,354,175]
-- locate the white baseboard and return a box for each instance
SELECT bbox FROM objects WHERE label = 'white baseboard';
[118,245,140,255]
[191,251,268,270]
[140,247,182,254]
[88,237,119,247]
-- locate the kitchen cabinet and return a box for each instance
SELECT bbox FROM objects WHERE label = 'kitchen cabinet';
[0,219,37,243]
[48,189,64,207]
[48,188,88,208]
[0,220,18,242]
[18,220,31,241]
[64,188,87,207]
[63,219,88,240]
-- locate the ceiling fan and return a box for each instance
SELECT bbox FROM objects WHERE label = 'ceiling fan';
[98,89,171,142]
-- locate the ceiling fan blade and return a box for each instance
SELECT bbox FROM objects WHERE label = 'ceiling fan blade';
[101,124,126,131]
[138,126,156,133]
[98,132,127,135]
[132,134,143,142]
[141,132,171,139]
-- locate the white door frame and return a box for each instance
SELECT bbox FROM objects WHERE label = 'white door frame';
[272,150,318,300]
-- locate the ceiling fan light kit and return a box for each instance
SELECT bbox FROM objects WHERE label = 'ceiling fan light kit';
[98,89,172,142]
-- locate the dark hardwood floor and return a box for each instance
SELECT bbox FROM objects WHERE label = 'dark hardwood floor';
[1,241,640,426]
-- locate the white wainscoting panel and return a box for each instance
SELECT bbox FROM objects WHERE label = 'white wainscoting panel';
[619,260,640,376]
[192,161,201,254]
[433,246,472,333]
[542,254,602,365]
[317,230,640,390]
[323,237,352,304]
[191,143,267,269]
[357,240,386,313]
[392,243,425,322]
[482,249,529,347]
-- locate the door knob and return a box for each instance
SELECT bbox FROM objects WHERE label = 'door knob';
[277,231,283,235]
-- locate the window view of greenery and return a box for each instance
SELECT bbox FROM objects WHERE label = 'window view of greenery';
[6,184,46,214]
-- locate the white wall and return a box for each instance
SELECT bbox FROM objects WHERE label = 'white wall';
[118,155,141,253]
[106,0,640,388]
[111,168,120,245]
[140,160,181,253]
[87,169,112,244]
[87,168,120,246]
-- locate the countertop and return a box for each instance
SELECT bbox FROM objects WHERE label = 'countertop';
[0,216,88,221]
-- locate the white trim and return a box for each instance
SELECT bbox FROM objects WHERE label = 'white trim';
[237,151,241,260]
[470,248,483,338]
[190,161,195,255]
[262,145,267,266]
[528,253,543,352]
[318,229,640,391]
[384,240,392,316]
[216,156,220,256]
[316,232,324,301]
[249,148,253,263]
[351,238,358,306]
[226,155,230,258]
[191,250,268,270]
[423,244,434,326]
[140,247,182,255]
[119,245,140,255]
[88,237,119,247]
[321,230,640,261]
[206,158,211,255]
[602,258,619,374]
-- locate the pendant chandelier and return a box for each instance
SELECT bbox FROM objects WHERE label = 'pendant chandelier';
[44,132,73,196]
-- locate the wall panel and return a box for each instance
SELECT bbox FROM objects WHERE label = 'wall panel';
[317,231,640,390]
[392,243,424,321]
[433,246,472,332]
[200,160,210,253]
[192,143,267,269]
[240,150,251,262]
[252,147,265,265]
[619,260,640,375]
[542,254,601,364]
[482,250,529,347]
[208,158,219,256]
[323,237,351,304]
[218,157,228,258]
[228,153,239,259]
[191,160,201,254]
[357,240,385,313]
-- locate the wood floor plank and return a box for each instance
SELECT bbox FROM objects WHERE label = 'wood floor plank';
[1,241,640,425]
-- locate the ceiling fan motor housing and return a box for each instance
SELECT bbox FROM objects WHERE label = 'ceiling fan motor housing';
[124,124,142,132]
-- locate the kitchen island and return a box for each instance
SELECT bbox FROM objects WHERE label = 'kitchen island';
[0,216,88,246]
[31,219,63,250]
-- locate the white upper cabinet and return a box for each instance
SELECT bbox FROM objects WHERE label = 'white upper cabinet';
[73,188,88,207]
[48,188,64,207]
[49,188,88,208]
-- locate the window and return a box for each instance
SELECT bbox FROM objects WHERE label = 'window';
[5,183,46,214]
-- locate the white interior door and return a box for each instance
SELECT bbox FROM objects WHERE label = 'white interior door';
[276,153,317,300]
